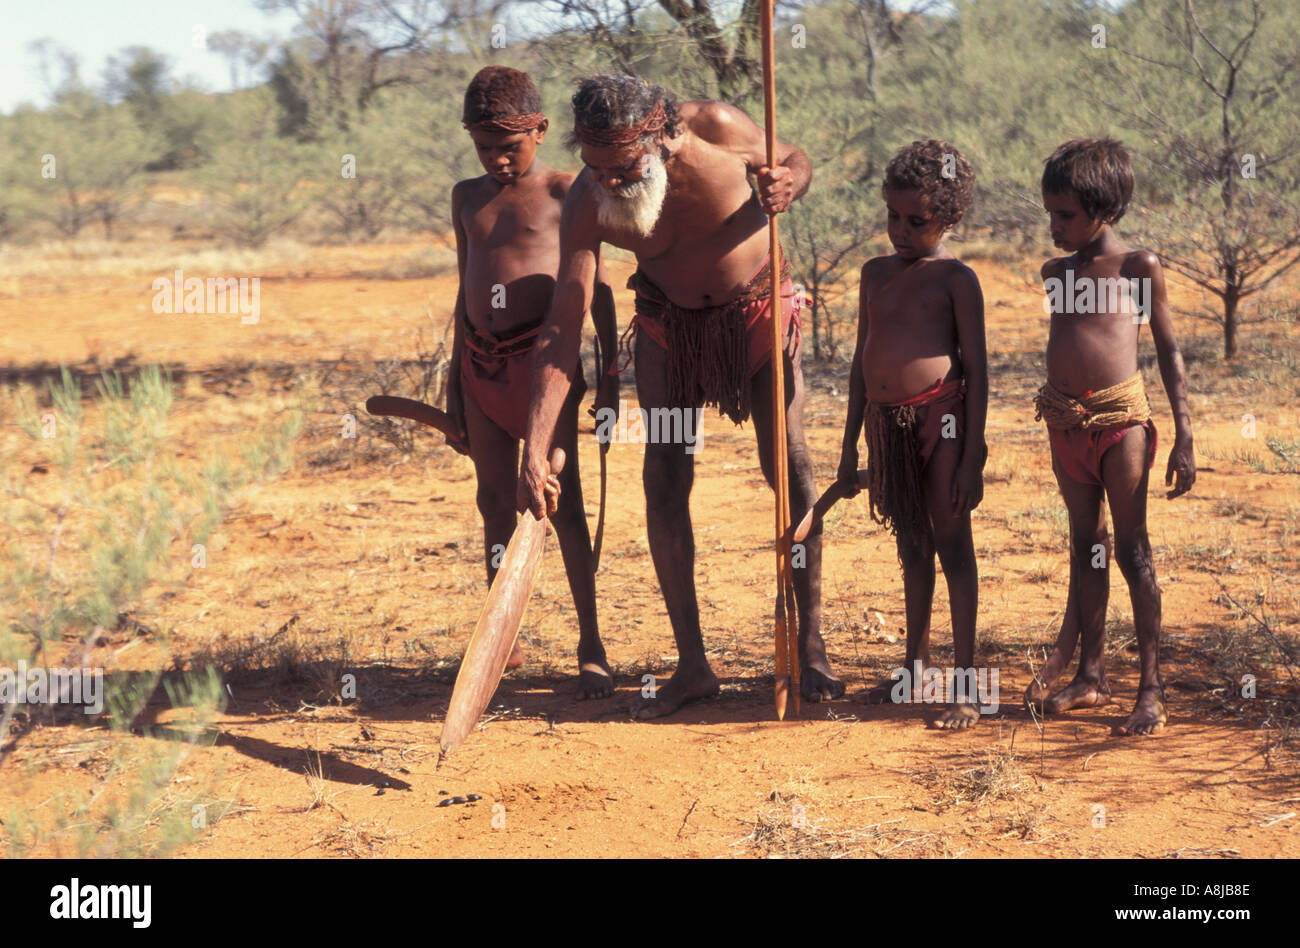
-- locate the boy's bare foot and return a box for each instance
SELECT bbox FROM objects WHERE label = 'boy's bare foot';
[1044,675,1111,713]
[630,665,719,719]
[506,640,524,669]
[854,662,930,705]
[932,700,981,729]
[801,659,845,703]
[1114,684,1166,736]
[854,676,898,705]
[1024,676,1051,712]
[576,661,614,700]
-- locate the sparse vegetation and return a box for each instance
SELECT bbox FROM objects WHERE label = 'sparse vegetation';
[0,364,302,856]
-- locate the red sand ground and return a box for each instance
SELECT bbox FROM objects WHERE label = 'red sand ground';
[2,240,1298,857]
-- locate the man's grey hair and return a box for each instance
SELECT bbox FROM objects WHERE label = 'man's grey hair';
[566,74,681,150]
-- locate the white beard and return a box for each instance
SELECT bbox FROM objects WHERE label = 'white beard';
[594,151,668,238]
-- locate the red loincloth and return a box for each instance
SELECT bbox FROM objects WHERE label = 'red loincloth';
[863,376,967,538]
[460,314,585,440]
[873,376,967,470]
[1034,375,1158,487]
[1049,419,1158,487]
[616,250,802,424]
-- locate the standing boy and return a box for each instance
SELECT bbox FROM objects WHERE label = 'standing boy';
[1026,138,1196,735]
[448,66,618,699]
[838,140,990,728]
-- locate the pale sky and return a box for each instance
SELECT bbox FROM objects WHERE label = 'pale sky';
[0,0,300,114]
[0,0,997,116]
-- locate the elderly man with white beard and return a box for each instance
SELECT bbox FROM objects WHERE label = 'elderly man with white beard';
[517,74,844,718]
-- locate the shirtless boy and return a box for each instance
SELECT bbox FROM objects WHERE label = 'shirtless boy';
[1025,138,1196,736]
[838,140,990,729]
[447,66,618,699]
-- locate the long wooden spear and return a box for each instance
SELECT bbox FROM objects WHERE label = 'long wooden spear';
[760,0,799,719]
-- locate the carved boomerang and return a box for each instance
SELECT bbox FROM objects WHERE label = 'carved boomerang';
[439,448,565,758]
[792,469,869,544]
[365,395,465,449]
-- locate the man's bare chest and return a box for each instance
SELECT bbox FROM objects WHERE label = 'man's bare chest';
[624,186,762,262]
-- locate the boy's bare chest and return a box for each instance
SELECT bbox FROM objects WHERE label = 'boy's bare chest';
[1044,265,1146,349]
[465,192,561,253]
[869,274,951,330]
[1047,311,1140,353]
[1044,265,1147,318]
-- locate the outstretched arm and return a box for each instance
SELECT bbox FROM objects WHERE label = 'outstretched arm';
[519,176,602,518]
[1132,252,1195,498]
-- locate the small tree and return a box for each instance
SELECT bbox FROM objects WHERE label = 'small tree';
[199,89,316,247]
[0,128,27,240]
[778,6,888,360]
[391,81,484,235]
[255,0,438,139]
[882,0,1108,245]
[318,88,452,240]
[102,46,217,170]
[18,94,162,239]
[1104,0,1300,359]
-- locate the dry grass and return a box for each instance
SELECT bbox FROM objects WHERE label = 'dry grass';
[0,236,315,286]
[178,615,356,704]
[912,736,1058,843]
[732,767,960,858]
[311,818,394,857]
[736,811,949,858]
[347,247,456,281]
[923,746,1032,810]
[1021,559,1056,584]
[298,318,455,470]
[303,750,328,813]
[0,235,458,289]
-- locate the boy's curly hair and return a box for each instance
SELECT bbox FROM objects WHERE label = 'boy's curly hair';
[1041,138,1133,224]
[462,66,544,130]
[882,140,976,228]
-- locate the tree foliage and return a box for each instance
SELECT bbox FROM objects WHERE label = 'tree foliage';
[1098,0,1300,359]
[4,0,1300,359]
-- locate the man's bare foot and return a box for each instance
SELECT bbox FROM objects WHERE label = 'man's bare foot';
[800,659,845,703]
[1114,684,1166,736]
[932,700,981,730]
[631,666,719,720]
[576,661,614,700]
[505,639,525,670]
[1043,675,1111,713]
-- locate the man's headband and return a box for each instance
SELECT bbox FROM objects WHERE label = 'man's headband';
[574,100,668,150]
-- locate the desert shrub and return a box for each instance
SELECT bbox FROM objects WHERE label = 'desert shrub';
[0,364,302,855]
